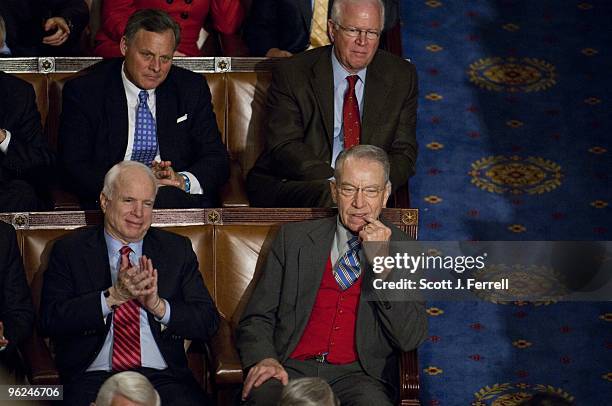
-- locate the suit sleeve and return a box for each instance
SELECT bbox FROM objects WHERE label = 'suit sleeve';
[165,236,219,341]
[51,0,89,41]
[39,240,107,337]
[181,77,229,196]
[388,63,418,189]
[0,81,54,178]
[364,229,427,352]
[243,0,280,56]
[0,224,34,353]
[210,0,245,35]
[97,0,135,43]
[236,226,286,368]
[58,79,108,202]
[264,65,334,180]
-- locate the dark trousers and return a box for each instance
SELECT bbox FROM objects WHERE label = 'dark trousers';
[154,185,215,209]
[244,359,394,406]
[247,175,334,208]
[63,367,212,406]
[0,180,45,212]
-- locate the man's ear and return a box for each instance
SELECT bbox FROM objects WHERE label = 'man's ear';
[330,180,338,205]
[382,182,392,208]
[119,36,128,56]
[327,19,336,43]
[100,192,108,213]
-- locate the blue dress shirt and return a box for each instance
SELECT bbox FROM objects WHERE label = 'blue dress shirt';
[87,231,171,371]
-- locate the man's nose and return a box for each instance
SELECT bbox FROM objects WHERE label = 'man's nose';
[149,57,161,72]
[132,202,144,217]
[352,189,366,208]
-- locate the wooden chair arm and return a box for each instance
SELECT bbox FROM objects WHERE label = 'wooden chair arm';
[399,349,420,405]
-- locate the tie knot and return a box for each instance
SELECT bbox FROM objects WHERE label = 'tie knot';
[119,245,132,257]
[347,236,361,252]
[138,90,149,104]
[346,75,359,89]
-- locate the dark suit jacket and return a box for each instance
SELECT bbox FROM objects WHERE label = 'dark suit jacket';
[59,59,229,204]
[39,225,220,382]
[0,72,54,183]
[0,0,88,56]
[247,46,418,201]
[243,0,399,56]
[236,217,427,391]
[0,222,34,363]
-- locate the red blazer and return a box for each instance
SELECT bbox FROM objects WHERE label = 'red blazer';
[94,0,244,57]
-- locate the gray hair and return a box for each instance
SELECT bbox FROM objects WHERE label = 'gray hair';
[331,0,385,31]
[124,9,181,50]
[101,161,158,199]
[94,371,161,406]
[0,15,5,47]
[334,144,391,185]
[279,377,340,406]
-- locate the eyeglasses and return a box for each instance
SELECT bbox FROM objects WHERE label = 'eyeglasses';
[333,22,381,40]
[337,184,384,198]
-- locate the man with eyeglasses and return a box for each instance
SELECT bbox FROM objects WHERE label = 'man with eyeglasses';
[238,145,427,405]
[243,0,399,57]
[247,0,417,208]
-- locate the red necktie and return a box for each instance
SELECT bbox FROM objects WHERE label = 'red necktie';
[343,75,361,149]
[112,246,141,371]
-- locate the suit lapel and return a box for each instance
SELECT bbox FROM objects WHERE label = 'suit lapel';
[142,229,164,332]
[295,218,336,334]
[155,71,178,161]
[87,226,113,290]
[310,47,335,149]
[107,62,129,161]
[361,52,391,145]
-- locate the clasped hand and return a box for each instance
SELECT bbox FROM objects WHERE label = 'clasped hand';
[151,160,185,191]
[113,255,163,316]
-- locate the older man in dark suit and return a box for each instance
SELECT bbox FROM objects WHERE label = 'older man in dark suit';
[247,0,417,207]
[237,146,427,405]
[243,0,399,57]
[40,161,219,405]
[59,9,229,209]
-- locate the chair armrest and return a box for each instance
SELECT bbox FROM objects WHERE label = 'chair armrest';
[19,332,60,385]
[220,160,250,207]
[49,187,82,211]
[399,349,420,405]
[209,317,243,386]
[218,33,250,57]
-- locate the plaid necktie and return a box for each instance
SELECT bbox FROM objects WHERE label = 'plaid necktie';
[111,246,141,371]
[130,90,158,166]
[333,236,362,290]
[343,75,361,149]
[309,0,331,48]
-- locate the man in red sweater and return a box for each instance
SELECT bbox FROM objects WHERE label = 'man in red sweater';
[237,145,427,405]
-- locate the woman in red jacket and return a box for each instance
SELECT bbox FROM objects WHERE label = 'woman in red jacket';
[94,0,244,57]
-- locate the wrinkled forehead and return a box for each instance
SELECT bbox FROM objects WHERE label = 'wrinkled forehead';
[337,158,386,185]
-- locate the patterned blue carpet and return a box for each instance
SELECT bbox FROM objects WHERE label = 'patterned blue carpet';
[399,1,611,404]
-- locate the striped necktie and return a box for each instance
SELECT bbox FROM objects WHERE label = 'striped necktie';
[111,245,141,371]
[333,236,362,290]
[130,90,158,166]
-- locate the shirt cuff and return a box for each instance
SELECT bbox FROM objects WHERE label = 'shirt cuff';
[100,291,112,320]
[0,129,11,154]
[180,171,202,195]
[154,299,171,325]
